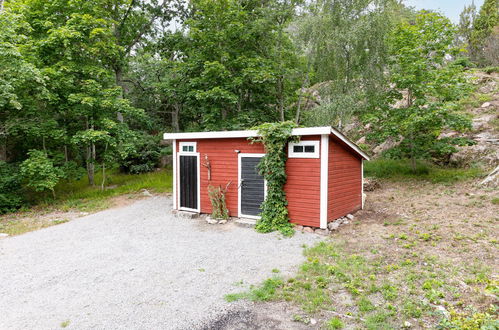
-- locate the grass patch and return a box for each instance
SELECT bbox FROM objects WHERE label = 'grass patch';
[0,169,172,236]
[326,317,344,329]
[225,277,283,302]
[26,168,172,211]
[364,159,483,183]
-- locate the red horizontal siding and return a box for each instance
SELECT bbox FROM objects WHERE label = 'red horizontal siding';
[285,135,321,227]
[328,136,362,221]
[175,135,322,227]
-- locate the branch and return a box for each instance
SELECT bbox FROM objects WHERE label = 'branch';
[117,0,137,36]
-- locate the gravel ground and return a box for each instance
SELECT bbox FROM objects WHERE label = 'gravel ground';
[0,196,322,329]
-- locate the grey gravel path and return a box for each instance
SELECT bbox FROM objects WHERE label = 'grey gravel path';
[0,196,322,330]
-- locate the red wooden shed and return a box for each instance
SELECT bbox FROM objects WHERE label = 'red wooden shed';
[163,126,369,229]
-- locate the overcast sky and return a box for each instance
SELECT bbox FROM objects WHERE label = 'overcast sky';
[405,0,485,23]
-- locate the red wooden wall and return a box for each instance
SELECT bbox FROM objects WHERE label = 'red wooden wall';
[328,136,362,221]
[175,134,362,228]
[284,136,321,227]
[176,136,321,226]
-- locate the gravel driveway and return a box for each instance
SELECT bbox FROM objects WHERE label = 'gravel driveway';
[0,196,322,329]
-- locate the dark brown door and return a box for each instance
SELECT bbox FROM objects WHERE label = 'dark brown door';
[179,155,198,210]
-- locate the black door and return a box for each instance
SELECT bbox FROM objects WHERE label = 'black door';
[179,155,198,210]
[240,156,265,216]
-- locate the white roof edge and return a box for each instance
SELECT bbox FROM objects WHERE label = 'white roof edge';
[163,126,369,160]
[163,126,331,140]
[330,127,370,161]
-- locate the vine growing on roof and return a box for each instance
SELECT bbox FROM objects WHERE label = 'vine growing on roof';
[250,121,298,236]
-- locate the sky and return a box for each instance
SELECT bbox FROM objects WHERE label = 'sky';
[405,0,485,23]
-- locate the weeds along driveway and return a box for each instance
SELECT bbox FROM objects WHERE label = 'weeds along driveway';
[0,196,322,330]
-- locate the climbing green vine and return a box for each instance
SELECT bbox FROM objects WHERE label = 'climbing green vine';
[250,121,298,236]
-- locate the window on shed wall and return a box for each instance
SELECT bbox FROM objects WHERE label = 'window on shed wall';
[288,141,320,158]
[179,142,196,153]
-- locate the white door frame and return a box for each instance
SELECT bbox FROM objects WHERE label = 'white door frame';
[238,153,267,219]
[177,151,200,213]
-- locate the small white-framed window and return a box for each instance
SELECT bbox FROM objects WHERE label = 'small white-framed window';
[179,142,196,153]
[288,140,320,158]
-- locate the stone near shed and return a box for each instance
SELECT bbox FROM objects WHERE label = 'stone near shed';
[328,222,340,231]
[218,219,228,224]
[403,321,412,328]
[141,189,153,197]
[315,228,329,236]
[206,218,218,225]
[310,318,317,325]
[0,233,9,238]
[295,225,304,231]
[303,227,314,233]
[346,214,354,220]
[481,102,491,108]
[343,220,349,224]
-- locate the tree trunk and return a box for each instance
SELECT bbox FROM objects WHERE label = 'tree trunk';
[277,75,285,121]
[0,0,4,12]
[101,143,108,191]
[64,145,68,162]
[295,65,311,125]
[172,103,180,132]
[0,138,6,162]
[87,144,95,186]
[114,67,126,123]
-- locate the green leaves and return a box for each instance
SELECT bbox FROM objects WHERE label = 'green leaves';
[251,121,297,236]
[369,10,473,164]
[20,150,62,195]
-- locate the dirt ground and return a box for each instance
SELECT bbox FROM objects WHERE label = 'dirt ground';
[219,179,498,329]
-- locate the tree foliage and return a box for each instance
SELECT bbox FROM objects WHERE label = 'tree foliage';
[367,11,472,167]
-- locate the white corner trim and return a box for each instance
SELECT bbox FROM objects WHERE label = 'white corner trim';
[361,159,364,210]
[330,127,370,160]
[288,140,320,158]
[172,139,177,210]
[238,153,266,219]
[320,134,329,229]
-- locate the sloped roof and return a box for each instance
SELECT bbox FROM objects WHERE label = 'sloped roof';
[163,126,369,160]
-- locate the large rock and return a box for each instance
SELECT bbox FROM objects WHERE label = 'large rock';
[328,222,340,231]
[373,137,403,156]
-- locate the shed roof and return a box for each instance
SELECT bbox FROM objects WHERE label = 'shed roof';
[163,126,369,160]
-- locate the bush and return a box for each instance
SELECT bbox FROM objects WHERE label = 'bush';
[20,150,62,197]
[119,134,168,174]
[0,162,24,214]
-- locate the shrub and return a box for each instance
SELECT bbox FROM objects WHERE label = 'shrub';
[20,150,62,197]
[0,162,24,214]
[119,134,168,174]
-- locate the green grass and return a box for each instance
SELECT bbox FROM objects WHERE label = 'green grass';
[225,277,284,302]
[0,168,172,236]
[326,317,344,329]
[364,159,483,183]
[31,168,172,212]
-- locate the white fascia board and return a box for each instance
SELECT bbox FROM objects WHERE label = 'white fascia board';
[163,126,332,140]
[330,127,370,161]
